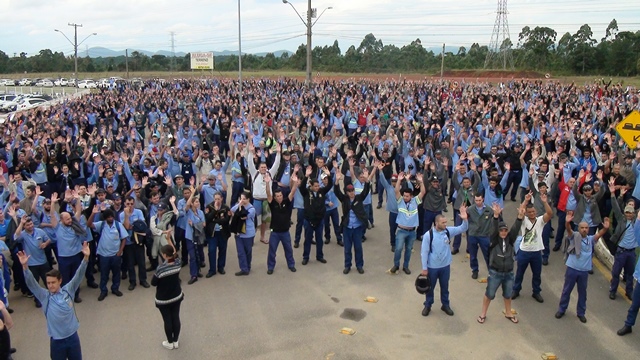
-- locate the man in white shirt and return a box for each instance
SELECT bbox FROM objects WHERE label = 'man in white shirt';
[247,142,281,244]
[511,191,553,303]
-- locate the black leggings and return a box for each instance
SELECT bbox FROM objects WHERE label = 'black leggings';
[158,301,182,343]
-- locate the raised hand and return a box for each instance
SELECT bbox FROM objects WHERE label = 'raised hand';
[459,204,468,220]
[81,242,91,257]
[492,202,501,217]
[566,211,574,224]
[17,251,30,268]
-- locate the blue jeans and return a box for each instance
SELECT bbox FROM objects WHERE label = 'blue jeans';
[207,231,228,274]
[186,240,204,278]
[343,225,365,269]
[58,252,84,299]
[50,331,82,360]
[324,208,342,242]
[624,281,640,327]
[394,228,416,268]
[485,269,514,300]
[558,267,589,316]
[468,236,490,273]
[554,209,567,249]
[235,236,254,272]
[610,248,636,295]
[268,231,296,270]
[424,265,450,308]
[294,208,305,244]
[303,219,324,261]
[388,212,398,247]
[98,255,122,293]
[513,250,542,295]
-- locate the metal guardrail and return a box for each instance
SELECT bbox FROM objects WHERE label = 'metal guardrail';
[0,85,82,97]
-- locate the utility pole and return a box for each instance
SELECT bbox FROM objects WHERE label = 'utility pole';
[85,45,89,57]
[170,32,176,73]
[282,1,332,86]
[306,0,312,85]
[125,49,130,79]
[238,0,243,112]
[70,23,82,76]
[440,43,445,78]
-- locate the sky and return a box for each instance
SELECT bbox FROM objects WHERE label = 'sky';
[1,0,639,57]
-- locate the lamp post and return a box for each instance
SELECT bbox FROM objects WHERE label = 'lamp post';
[238,0,243,112]
[282,0,332,85]
[55,24,96,76]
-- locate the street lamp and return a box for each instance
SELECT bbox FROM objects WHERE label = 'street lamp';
[282,0,332,85]
[54,25,97,76]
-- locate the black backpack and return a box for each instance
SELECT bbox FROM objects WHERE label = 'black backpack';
[428,228,451,253]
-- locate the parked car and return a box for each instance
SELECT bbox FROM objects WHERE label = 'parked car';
[16,98,47,111]
[54,78,69,86]
[0,79,16,86]
[77,79,97,89]
[35,79,54,87]
[68,78,77,87]
[96,78,110,88]
[18,78,32,86]
[0,95,18,108]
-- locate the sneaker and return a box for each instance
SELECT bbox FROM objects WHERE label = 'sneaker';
[188,277,198,285]
[22,293,34,298]
[162,341,174,350]
[140,281,151,288]
[173,341,179,349]
[128,284,136,291]
[389,266,399,274]
[324,239,330,244]
[112,290,123,297]
[403,268,411,275]
[98,292,108,301]
[472,271,478,280]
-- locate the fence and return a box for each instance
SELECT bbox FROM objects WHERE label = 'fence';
[0,86,83,97]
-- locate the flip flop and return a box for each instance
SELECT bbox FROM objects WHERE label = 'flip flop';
[260,239,269,244]
[477,316,486,324]
[505,316,519,324]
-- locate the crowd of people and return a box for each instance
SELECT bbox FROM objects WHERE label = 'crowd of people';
[1,76,640,358]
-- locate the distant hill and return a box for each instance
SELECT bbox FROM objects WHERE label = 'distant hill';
[87,47,291,58]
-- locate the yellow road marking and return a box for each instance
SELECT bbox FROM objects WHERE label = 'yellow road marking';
[592,256,632,304]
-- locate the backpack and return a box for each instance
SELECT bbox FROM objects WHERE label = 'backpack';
[97,220,127,242]
[131,219,149,247]
[428,228,450,254]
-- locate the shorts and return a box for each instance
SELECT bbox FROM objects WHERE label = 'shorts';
[253,199,271,225]
[485,269,514,300]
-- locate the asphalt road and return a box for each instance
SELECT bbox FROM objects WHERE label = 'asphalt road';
[6,196,640,360]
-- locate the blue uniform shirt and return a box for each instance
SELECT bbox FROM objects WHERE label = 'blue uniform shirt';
[421,221,469,269]
[378,175,398,213]
[39,212,60,242]
[354,179,372,205]
[119,209,146,245]
[565,234,594,272]
[185,209,205,241]
[231,203,256,238]
[24,259,88,340]
[55,219,88,257]
[16,228,50,266]
[397,196,421,228]
[94,221,126,257]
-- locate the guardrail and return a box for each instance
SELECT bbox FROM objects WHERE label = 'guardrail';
[0,86,81,97]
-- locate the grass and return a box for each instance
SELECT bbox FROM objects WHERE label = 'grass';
[1,71,638,86]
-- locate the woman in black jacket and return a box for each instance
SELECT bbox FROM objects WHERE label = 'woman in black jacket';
[152,245,184,350]
[204,192,231,277]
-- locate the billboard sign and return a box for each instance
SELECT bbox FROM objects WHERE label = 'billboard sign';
[190,52,214,70]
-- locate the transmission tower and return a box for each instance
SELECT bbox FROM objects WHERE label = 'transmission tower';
[484,0,513,70]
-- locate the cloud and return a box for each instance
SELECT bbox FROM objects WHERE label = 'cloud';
[1,0,637,55]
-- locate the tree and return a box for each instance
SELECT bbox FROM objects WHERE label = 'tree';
[518,26,557,70]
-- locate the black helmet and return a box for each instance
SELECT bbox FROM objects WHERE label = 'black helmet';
[415,275,431,295]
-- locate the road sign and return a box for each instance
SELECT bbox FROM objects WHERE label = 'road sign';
[615,110,640,148]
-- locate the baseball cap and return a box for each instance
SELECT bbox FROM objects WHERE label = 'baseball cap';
[96,188,106,194]
[359,158,366,163]
[174,174,183,180]
[112,193,121,200]
[537,171,546,177]
[430,176,439,182]
[582,184,593,191]
[391,174,398,181]
[498,221,509,230]
[345,184,355,191]
[157,203,168,211]
[624,205,635,213]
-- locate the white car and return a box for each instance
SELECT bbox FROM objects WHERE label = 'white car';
[0,79,16,86]
[54,78,69,87]
[68,78,77,87]
[77,80,97,89]
[97,78,110,88]
[0,94,18,105]
[16,98,47,111]
[18,78,32,86]
[35,79,54,87]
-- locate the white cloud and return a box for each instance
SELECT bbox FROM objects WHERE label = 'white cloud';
[1,0,637,56]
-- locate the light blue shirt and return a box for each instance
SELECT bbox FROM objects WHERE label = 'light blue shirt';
[176,198,188,229]
[16,228,50,266]
[94,221,126,257]
[565,234,594,272]
[378,175,398,213]
[397,197,421,228]
[55,219,88,257]
[616,220,636,250]
[421,221,469,269]
[39,212,60,242]
[354,179,372,205]
[119,209,145,245]
[25,260,88,339]
[185,209,205,242]
[632,221,640,281]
